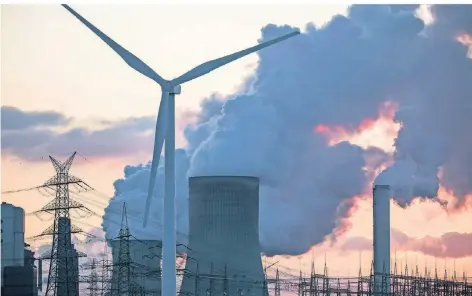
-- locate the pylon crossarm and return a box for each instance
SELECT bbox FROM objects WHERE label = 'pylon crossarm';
[66,174,85,184]
[26,234,51,242]
[70,223,85,234]
[71,208,95,220]
[36,224,56,237]
[29,222,84,240]
[28,211,55,222]
[29,205,84,216]
[80,232,99,243]
[41,175,84,187]
[41,175,59,188]
[29,199,89,217]
[75,180,93,191]
[37,199,60,213]
[68,198,90,209]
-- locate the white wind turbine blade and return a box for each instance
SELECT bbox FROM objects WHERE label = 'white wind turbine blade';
[171,30,300,85]
[62,5,167,85]
[143,92,170,227]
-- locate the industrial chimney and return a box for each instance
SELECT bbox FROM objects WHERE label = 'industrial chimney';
[180,176,266,296]
[372,184,391,295]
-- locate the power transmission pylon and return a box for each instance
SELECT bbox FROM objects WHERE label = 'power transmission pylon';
[100,256,112,296]
[108,203,148,296]
[29,152,94,296]
[87,259,100,296]
[79,255,113,296]
[115,202,135,296]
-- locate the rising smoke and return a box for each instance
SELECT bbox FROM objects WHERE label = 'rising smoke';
[102,5,472,256]
[102,149,189,244]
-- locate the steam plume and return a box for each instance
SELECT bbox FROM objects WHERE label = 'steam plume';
[103,5,472,256]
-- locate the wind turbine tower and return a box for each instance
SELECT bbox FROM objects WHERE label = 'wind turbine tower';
[62,6,300,296]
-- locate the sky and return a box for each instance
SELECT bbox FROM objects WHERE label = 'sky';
[1,4,346,223]
[2,3,472,285]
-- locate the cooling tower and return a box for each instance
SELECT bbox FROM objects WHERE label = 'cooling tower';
[108,240,162,295]
[373,184,391,295]
[180,176,266,296]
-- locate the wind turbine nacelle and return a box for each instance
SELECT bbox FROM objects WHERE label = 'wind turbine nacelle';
[172,84,182,94]
[163,84,181,94]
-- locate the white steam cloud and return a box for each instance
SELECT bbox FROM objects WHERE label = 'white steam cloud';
[103,4,472,256]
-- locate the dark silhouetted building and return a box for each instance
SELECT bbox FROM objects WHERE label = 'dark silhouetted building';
[1,244,38,296]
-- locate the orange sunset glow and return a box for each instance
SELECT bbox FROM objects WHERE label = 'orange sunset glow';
[314,101,400,153]
[458,33,472,58]
[285,100,472,277]
[458,33,472,47]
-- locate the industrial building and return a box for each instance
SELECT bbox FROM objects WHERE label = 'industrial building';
[1,202,26,272]
[108,239,162,295]
[66,246,80,296]
[180,176,266,296]
[2,245,39,296]
[2,265,38,296]
[1,203,39,296]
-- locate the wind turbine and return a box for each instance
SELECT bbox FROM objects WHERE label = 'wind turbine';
[62,5,300,296]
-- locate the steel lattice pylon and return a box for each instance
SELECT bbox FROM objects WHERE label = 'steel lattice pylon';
[116,202,134,296]
[108,203,147,296]
[47,152,79,296]
[87,259,100,296]
[29,152,91,296]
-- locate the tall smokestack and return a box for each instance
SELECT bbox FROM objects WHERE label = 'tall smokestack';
[373,184,391,295]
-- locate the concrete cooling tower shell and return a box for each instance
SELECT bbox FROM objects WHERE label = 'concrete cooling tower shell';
[108,240,162,296]
[180,176,266,296]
